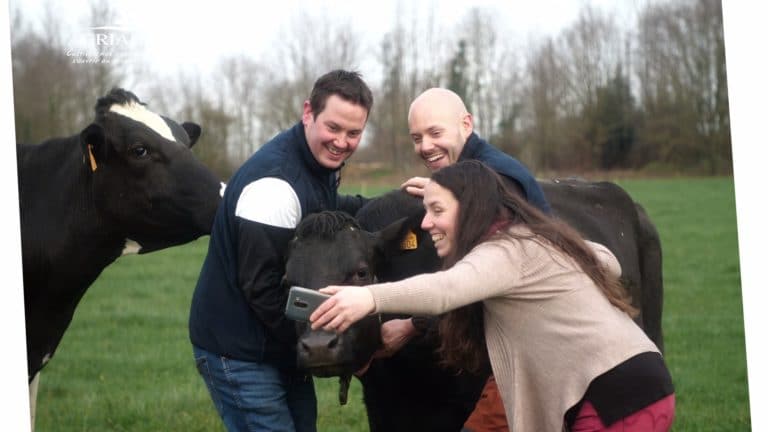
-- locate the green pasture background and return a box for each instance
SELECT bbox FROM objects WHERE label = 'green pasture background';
[34,177,749,431]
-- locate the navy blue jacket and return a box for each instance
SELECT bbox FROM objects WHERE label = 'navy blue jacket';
[459,133,551,214]
[189,122,364,367]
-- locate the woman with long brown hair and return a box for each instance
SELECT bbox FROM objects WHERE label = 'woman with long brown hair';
[310,160,674,431]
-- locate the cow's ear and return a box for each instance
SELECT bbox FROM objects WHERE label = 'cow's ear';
[374,214,424,260]
[80,123,107,171]
[181,122,202,148]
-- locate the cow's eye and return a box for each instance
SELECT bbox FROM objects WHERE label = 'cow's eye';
[131,146,150,159]
[352,268,370,281]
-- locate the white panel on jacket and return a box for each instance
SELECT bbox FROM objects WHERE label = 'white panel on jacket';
[235,177,301,229]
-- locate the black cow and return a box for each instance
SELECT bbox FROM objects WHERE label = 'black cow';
[540,179,664,351]
[18,88,222,387]
[284,212,389,404]
[288,180,663,431]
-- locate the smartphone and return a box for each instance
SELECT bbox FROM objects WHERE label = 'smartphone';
[285,286,331,322]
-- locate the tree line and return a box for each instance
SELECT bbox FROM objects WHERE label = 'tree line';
[10,0,730,179]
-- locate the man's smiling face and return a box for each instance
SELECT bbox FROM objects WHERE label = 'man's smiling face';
[303,94,368,169]
[408,88,473,171]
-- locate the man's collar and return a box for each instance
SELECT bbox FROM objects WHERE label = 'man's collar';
[458,132,481,161]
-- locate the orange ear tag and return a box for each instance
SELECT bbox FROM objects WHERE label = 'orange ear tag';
[400,230,418,250]
[87,144,98,171]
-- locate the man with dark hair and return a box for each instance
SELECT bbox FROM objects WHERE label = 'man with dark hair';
[189,70,373,432]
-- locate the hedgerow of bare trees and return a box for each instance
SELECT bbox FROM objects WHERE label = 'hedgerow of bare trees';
[11,0,730,180]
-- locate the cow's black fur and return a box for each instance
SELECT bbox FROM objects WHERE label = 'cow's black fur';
[18,88,222,381]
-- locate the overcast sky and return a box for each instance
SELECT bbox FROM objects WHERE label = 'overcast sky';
[11,0,646,81]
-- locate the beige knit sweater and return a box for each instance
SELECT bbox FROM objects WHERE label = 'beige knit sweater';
[368,227,660,432]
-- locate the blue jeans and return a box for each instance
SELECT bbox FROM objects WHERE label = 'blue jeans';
[193,345,317,432]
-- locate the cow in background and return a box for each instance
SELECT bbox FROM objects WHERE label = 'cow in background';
[17,88,223,423]
[540,179,664,351]
[290,180,664,431]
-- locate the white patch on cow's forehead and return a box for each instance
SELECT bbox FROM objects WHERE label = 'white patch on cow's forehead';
[109,102,177,142]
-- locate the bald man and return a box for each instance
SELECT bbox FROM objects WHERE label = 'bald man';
[401,88,550,213]
[382,88,549,432]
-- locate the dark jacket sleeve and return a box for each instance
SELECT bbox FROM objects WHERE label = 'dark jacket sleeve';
[236,218,296,345]
[337,193,370,215]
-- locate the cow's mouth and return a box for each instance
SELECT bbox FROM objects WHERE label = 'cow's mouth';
[304,363,356,378]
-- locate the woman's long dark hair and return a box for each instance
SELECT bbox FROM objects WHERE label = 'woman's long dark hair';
[431,160,636,373]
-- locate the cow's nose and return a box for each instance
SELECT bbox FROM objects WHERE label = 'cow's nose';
[298,331,341,359]
[300,335,338,353]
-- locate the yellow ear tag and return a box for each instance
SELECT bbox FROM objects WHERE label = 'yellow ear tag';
[87,144,98,171]
[400,230,418,250]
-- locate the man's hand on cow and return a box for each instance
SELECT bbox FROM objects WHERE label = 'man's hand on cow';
[400,176,430,198]
[310,286,375,333]
[376,319,418,358]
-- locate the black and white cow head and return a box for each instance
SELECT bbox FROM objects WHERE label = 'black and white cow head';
[80,88,222,253]
[285,199,438,378]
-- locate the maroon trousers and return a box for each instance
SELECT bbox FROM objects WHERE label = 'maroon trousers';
[462,376,674,432]
[571,394,676,432]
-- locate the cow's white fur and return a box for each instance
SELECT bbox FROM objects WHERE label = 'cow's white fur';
[110,102,177,143]
[121,239,142,256]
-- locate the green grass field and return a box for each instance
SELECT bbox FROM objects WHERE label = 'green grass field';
[34,177,749,431]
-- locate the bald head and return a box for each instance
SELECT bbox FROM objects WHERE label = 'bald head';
[408,88,470,124]
[408,88,474,171]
